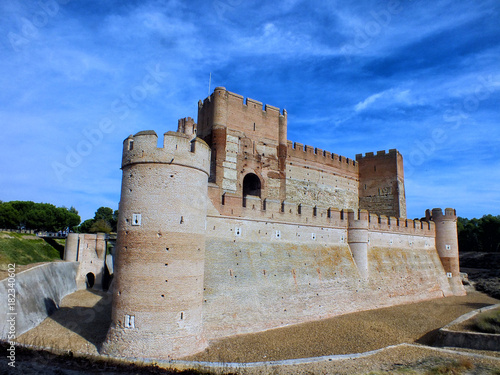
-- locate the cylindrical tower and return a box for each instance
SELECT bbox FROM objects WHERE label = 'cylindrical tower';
[430,207,466,295]
[347,209,369,279]
[64,232,79,261]
[212,86,228,128]
[431,208,460,276]
[102,130,211,360]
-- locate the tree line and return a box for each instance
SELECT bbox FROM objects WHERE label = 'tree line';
[458,215,500,253]
[0,201,80,232]
[0,201,118,234]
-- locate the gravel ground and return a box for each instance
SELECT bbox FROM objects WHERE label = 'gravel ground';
[10,287,500,374]
[186,288,499,363]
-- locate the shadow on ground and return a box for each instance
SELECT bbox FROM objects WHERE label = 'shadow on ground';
[416,328,441,346]
[44,289,112,351]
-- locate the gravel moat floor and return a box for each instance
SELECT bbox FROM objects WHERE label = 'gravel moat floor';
[10,287,500,374]
[185,289,499,363]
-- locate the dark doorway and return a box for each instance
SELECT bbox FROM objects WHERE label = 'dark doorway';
[86,272,95,289]
[243,173,261,197]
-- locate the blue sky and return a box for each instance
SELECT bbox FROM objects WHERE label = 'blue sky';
[1,0,499,221]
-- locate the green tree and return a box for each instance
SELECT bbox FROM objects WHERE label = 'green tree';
[478,215,500,253]
[65,208,81,230]
[0,201,81,232]
[0,202,20,229]
[75,206,117,233]
[25,203,56,231]
[95,207,114,222]
[458,215,500,253]
[89,219,112,234]
[9,201,35,228]
[77,219,95,233]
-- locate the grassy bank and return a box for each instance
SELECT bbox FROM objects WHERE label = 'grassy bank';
[0,231,63,267]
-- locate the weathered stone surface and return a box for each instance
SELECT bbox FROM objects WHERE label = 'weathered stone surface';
[0,262,78,340]
[100,88,464,361]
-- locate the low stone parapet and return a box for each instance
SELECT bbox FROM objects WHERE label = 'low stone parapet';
[435,304,500,351]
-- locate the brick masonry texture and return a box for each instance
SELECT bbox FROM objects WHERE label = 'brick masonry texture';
[98,87,465,361]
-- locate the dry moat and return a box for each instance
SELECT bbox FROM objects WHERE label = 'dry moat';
[7,287,500,374]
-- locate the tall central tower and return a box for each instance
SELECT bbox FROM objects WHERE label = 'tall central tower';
[197,86,288,201]
[102,128,211,359]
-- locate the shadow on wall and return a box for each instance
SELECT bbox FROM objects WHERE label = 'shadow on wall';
[44,298,58,316]
[43,290,112,351]
[43,237,65,259]
[416,328,441,345]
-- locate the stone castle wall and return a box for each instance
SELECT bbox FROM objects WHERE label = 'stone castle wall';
[286,141,359,210]
[200,202,453,341]
[357,150,406,218]
[102,87,465,361]
[64,233,107,289]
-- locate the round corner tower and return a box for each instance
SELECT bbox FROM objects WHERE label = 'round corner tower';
[429,207,466,296]
[102,128,211,359]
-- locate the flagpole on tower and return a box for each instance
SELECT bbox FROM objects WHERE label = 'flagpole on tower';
[208,72,211,96]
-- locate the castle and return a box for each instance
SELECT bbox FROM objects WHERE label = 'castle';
[101,87,465,360]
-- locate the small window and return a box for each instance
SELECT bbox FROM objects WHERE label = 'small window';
[129,140,134,150]
[446,272,452,278]
[311,233,316,240]
[132,214,141,226]
[275,230,281,239]
[445,244,451,250]
[124,314,135,329]
[235,227,241,236]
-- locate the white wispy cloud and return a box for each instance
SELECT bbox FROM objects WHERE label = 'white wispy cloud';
[354,87,423,112]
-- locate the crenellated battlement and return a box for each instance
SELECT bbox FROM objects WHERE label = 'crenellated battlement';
[201,86,287,117]
[426,207,457,221]
[368,213,435,234]
[287,140,358,173]
[121,130,211,175]
[213,192,435,236]
[355,149,399,160]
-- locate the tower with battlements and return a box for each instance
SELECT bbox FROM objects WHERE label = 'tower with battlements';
[102,131,210,359]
